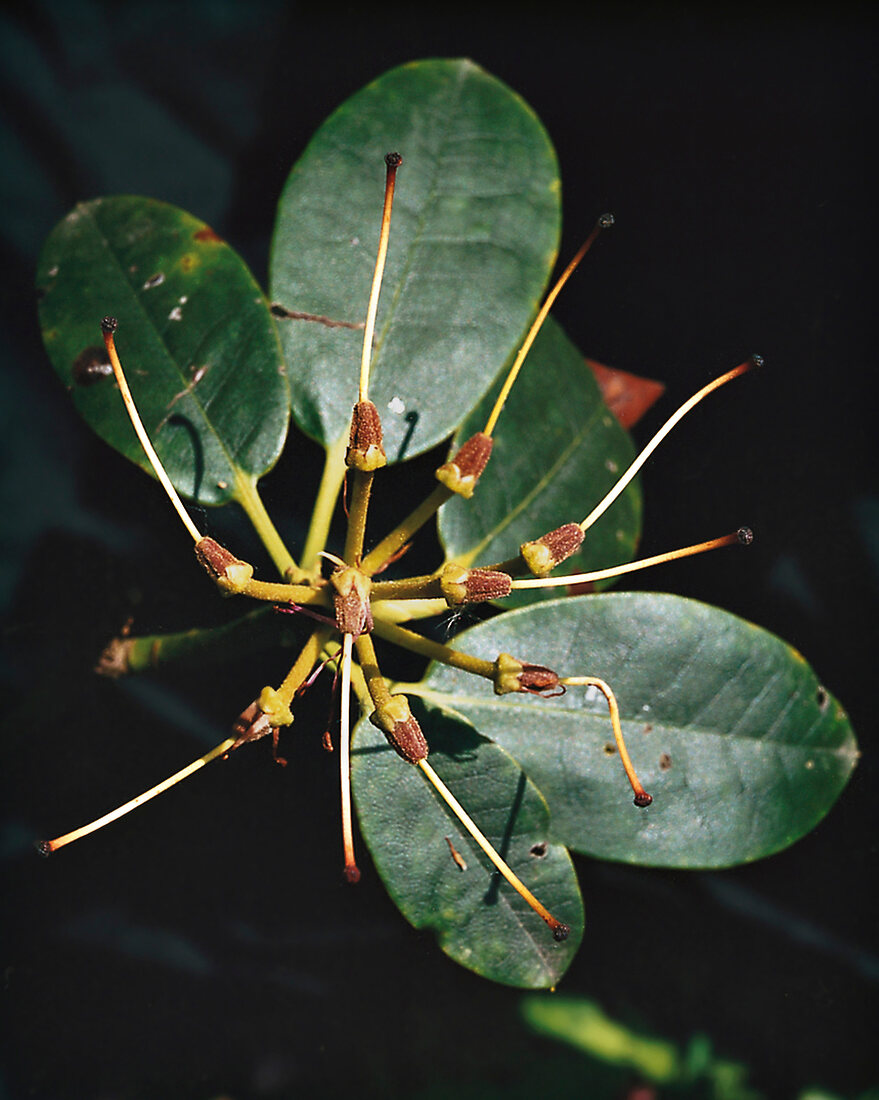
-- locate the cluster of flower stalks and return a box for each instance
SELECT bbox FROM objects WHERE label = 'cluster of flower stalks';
[37,154,757,943]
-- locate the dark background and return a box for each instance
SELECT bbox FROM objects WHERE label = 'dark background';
[1,3,876,1098]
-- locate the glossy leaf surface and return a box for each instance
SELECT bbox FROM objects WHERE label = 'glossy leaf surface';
[270,58,560,461]
[352,698,583,988]
[438,318,641,604]
[415,593,858,867]
[38,196,288,506]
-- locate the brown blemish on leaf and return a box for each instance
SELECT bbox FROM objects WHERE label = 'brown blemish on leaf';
[659,752,672,771]
[194,225,222,243]
[530,842,547,858]
[445,836,468,871]
[603,742,617,756]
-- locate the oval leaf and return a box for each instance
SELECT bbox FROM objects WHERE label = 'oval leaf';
[415,593,858,868]
[38,196,288,506]
[351,697,583,988]
[438,317,641,604]
[270,58,560,461]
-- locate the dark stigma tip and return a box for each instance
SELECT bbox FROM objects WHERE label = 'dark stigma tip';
[100,316,118,334]
[737,526,755,546]
[634,792,653,808]
[35,840,52,857]
[750,353,764,368]
[553,923,571,942]
[598,213,615,228]
[385,152,402,169]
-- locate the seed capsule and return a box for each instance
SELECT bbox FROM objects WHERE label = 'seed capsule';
[347,400,387,470]
[194,537,254,594]
[369,694,429,764]
[520,523,585,577]
[435,431,493,498]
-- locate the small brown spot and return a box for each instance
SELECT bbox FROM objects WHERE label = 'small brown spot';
[194,225,222,243]
[72,346,113,386]
[180,253,196,273]
[643,723,653,734]
[603,742,617,756]
[530,842,547,858]
[445,836,468,871]
[659,752,672,771]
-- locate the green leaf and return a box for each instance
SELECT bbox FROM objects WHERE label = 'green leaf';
[438,317,641,603]
[351,697,583,988]
[414,593,858,868]
[38,196,288,507]
[270,58,560,461]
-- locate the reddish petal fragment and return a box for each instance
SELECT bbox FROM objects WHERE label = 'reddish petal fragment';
[586,358,665,430]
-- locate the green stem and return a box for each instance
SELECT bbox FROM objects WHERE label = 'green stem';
[275,628,334,707]
[360,484,451,577]
[99,606,284,675]
[233,470,301,579]
[302,434,348,573]
[343,468,375,565]
[371,620,495,681]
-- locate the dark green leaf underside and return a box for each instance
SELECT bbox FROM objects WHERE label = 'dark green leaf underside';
[38,196,288,506]
[439,317,641,603]
[352,698,583,988]
[415,593,858,868]
[270,58,560,461]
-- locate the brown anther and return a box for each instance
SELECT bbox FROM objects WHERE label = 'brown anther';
[330,566,373,636]
[347,400,386,471]
[552,923,571,942]
[633,792,653,808]
[520,523,585,577]
[369,695,429,764]
[194,537,254,594]
[493,652,563,696]
[435,431,493,498]
[440,563,512,606]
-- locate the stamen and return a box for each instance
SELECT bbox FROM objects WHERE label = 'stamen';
[511,529,753,590]
[100,318,202,543]
[36,736,236,854]
[339,633,360,883]
[483,215,613,438]
[561,677,652,806]
[579,357,761,534]
[359,152,402,402]
[417,759,570,941]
